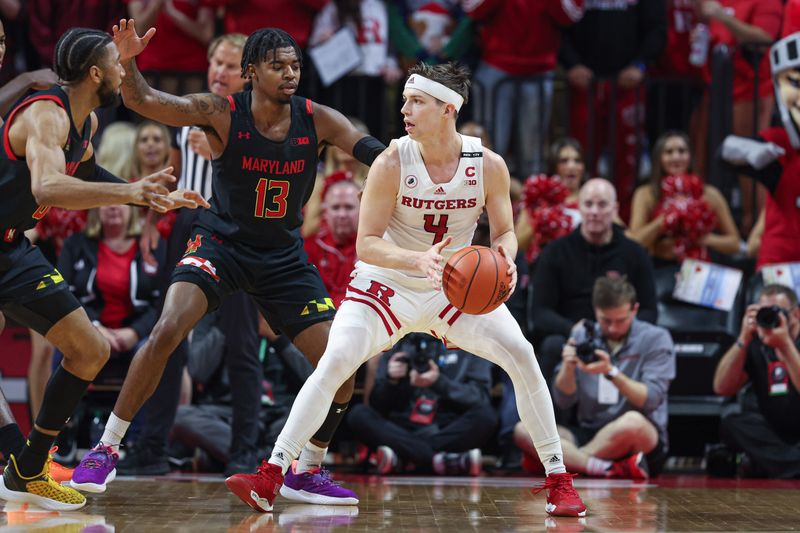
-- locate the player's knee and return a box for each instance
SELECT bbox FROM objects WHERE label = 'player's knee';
[61,328,110,371]
[150,315,186,353]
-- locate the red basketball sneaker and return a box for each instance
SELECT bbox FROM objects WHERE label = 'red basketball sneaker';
[532,472,587,517]
[225,460,284,512]
[606,452,649,480]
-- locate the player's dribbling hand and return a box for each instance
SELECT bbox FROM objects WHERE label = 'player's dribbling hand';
[496,244,517,299]
[112,19,156,61]
[415,236,452,290]
[167,189,210,210]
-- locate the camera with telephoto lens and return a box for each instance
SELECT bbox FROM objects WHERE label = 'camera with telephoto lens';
[755,305,787,329]
[575,320,600,364]
[397,333,443,374]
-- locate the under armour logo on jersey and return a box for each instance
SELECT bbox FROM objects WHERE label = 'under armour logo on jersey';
[291,136,310,146]
[237,131,251,140]
[405,175,418,188]
[434,186,446,195]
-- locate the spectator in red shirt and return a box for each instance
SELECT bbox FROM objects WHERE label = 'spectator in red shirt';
[27,0,126,69]
[219,0,327,49]
[304,179,360,307]
[127,0,216,95]
[467,0,584,176]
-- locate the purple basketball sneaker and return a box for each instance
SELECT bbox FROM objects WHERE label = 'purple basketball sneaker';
[279,461,359,505]
[70,444,118,493]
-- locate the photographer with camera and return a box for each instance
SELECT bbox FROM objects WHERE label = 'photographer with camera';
[712,284,800,479]
[515,276,675,479]
[347,334,497,476]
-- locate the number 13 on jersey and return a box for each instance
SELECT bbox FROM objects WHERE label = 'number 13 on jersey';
[254,178,290,218]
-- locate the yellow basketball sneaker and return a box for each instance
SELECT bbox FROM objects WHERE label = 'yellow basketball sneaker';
[0,454,86,511]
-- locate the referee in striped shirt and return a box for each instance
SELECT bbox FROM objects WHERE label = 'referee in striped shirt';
[130,33,265,476]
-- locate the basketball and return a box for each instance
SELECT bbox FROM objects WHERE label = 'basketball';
[442,245,512,315]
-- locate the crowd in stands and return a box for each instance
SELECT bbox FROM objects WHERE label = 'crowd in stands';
[0,0,799,481]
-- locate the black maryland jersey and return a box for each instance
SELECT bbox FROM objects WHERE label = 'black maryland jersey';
[196,92,319,248]
[0,86,91,237]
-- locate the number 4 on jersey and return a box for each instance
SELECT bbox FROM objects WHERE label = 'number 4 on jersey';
[423,214,449,244]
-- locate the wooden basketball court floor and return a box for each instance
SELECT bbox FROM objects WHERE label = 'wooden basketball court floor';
[1,473,799,532]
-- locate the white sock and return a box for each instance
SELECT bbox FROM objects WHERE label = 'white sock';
[586,456,613,476]
[536,436,567,476]
[100,413,130,451]
[296,442,327,473]
[268,444,295,475]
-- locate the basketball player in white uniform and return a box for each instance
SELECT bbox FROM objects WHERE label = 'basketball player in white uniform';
[226,62,587,517]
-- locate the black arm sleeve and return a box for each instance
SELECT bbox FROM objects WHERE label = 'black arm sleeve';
[353,135,387,166]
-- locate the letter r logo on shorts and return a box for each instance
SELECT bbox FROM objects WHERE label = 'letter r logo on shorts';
[366,281,395,305]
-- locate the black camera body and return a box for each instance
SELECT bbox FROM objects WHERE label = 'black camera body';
[756,305,787,329]
[397,333,443,374]
[575,320,601,364]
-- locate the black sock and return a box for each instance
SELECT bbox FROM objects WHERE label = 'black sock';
[17,429,54,477]
[17,365,91,477]
[0,423,26,460]
[311,401,349,444]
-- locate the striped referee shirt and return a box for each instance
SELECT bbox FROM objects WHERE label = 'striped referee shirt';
[173,126,214,201]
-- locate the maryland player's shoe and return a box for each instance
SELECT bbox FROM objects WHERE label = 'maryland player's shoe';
[0,454,86,511]
[225,460,284,512]
[70,444,118,493]
[47,447,74,485]
[532,472,587,517]
[280,461,359,505]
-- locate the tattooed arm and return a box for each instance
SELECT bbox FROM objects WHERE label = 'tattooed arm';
[113,18,230,147]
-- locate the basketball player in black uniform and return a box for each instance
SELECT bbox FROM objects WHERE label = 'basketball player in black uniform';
[71,20,386,504]
[0,28,207,510]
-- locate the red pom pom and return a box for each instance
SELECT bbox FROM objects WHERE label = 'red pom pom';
[653,174,718,260]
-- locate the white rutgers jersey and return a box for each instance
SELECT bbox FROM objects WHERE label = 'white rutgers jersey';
[375,134,485,278]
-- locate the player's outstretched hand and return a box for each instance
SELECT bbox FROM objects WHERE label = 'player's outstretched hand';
[496,243,517,299]
[415,236,452,290]
[131,167,175,212]
[112,19,156,61]
[167,189,211,210]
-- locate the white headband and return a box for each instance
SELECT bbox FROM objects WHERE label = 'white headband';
[405,74,464,112]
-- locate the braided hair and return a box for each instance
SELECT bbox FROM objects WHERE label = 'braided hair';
[54,28,112,84]
[240,28,302,77]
